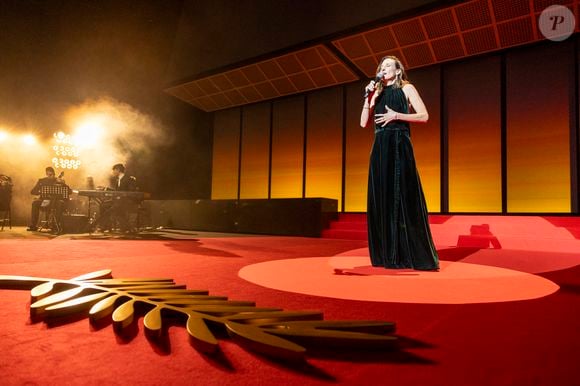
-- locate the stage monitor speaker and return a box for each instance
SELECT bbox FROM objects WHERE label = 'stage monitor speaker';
[191,198,338,236]
[146,200,194,229]
[190,200,237,232]
[143,198,338,236]
[62,214,88,234]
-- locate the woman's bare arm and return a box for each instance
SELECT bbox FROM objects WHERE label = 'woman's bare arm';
[399,83,428,123]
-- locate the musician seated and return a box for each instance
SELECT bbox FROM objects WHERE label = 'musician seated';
[97,163,138,233]
[27,166,71,232]
[0,174,12,225]
[0,174,12,210]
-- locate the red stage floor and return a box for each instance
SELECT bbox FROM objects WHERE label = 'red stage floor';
[0,216,579,385]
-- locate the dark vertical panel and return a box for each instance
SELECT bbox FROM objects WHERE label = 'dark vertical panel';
[240,103,270,199]
[237,108,243,199]
[271,96,305,198]
[344,80,373,212]
[407,66,441,212]
[211,108,241,199]
[572,36,579,213]
[341,85,347,212]
[446,56,502,212]
[268,101,274,199]
[305,87,343,208]
[441,68,448,213]
[501,54,507,214]
[506,43,572,213]
[303,96,308,198]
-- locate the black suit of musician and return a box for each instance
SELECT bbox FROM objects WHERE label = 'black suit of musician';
[27,166,69,231]
[99,163,138,232]
[112,173,137,192]
[0,174,12,212]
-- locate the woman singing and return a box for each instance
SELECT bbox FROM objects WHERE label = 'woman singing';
[360,56,439,271]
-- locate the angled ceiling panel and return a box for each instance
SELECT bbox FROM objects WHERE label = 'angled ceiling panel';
[462,26,498,54]
[288,72,316,91]
[492,0,531,22]
[431,35,465,61]
[165,45,357,112]
[402,43,435,67]
[392,19,427,46]
[497,17,535,47]
[332,0,579,77]
[365,27,398,51]
[166,0,579,112]
[455,0,493,30]
[254,81,279,99]
[240,65,267,83]
[422,9,458,38]
[296,48,325,70]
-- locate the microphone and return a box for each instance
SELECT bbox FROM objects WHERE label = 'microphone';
[58,171,64,179]
[364,71,384,98]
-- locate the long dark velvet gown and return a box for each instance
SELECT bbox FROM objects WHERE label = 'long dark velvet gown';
[367,84,439,270]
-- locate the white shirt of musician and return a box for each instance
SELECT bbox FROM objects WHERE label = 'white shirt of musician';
[117,173,124,189]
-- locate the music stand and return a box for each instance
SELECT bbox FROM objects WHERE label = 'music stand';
[37,184,70,233]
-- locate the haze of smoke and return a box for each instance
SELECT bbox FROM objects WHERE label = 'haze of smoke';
[0,140,52,225]
[0,98,171,225]
[63,97,172,186]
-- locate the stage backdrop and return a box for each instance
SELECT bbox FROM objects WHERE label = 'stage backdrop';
[211,39,579,214]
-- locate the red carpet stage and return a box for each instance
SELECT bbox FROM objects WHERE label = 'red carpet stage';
[1,215,579,385]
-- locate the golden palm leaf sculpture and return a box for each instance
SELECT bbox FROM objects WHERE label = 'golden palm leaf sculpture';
[0,269,397,362]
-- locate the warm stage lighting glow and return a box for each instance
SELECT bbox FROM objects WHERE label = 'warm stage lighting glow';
[0,131,7,142]
[21,134,36,145]
[72,115,106,148]
[61,98,168,184]
[52,131,81,170]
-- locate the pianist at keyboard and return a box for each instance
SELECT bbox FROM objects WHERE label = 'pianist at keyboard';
[94,163,138,233]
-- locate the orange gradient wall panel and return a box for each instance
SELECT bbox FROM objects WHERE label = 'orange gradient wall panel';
[305,88,343,208]
[239,103,270,199]
[408,66,441,212]
[447,56,502,212]
[271,96,304,198]
[212,108,240,199]
[506,44,571,212]
[345,81,374,212]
